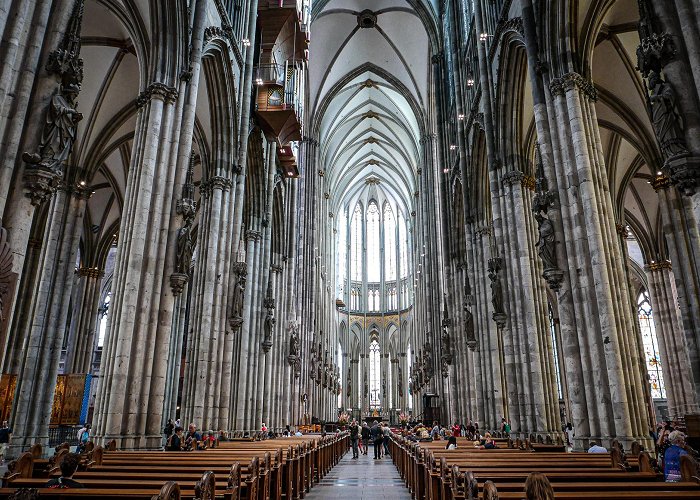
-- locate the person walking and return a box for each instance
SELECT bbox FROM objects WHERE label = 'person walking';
[371,421,383,459]
[382,422,391,456]
[0,421,11,464]
[361,422,371,455]
[349,419,360,459]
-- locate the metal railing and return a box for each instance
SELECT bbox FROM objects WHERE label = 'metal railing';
[48,425,82,448]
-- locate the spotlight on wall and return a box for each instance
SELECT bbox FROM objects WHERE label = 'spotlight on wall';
[479,32,492,42]
[255,78,264,86]
[449,145,457,151]
[457,114,465,120]
[242,39,251,47]
[467,74,475,87]
[443,168,449,174]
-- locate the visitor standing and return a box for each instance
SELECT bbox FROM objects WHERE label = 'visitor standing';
[350,420,360,459]
[382,422,391,456]
[361,422,371,455]
[371,421,383,459]
[76,424,90,453]
[664,431,689,482]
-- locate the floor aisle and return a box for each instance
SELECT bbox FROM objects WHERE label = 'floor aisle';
[305,442,412,499]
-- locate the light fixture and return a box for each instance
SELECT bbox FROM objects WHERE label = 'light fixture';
[656,171,662,176]
[242,39,251,46]
[79,181,86,186]
[457,114,465,120]
[480,32,492,42]
[449,145,457,150]
[443,168,449,174]
[255,78,264,86]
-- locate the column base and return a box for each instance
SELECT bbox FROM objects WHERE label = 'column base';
[97,434,164,450]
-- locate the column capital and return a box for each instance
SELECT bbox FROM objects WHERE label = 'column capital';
[651,173,672,191]
[645,260,672,272]
[549,72,597,101]
[200,175,233,196]
[136,82,179,107]
[76,267,104,278]
[246,230,262,242]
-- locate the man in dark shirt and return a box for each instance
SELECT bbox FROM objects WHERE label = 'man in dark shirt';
[349,420,359,459]
[371,421,383,459]
[361,423,371,455]
[185,423,202,450]
[45,453,83,488]
[167,426,184,451]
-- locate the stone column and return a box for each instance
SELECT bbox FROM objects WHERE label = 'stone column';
[92,82,183,449]
[546,72,651,448]
[65,266,104,373]
[9,182,88,456]
[645,260,700,416]
[181,175,233,431]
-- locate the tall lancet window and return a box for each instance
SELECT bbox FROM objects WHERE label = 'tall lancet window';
[638,290,665,399]
[384,203,396,281]
[398,211,408,279]
[351,203,363,282]
[366,201,380,282]
[337,342,343,409]
[337,210,347,299]
[407,342,413,410]
[369,339,381,408]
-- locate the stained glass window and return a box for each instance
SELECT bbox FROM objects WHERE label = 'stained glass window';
[399,211,408,279]
[370,340,381,408]
[97,292,111,348]
[367,202,380,282]
[337,209,347,299]
[638,290,665,399]
[547,302,563,400]
[384,203,396,281]
[351,204,363,281]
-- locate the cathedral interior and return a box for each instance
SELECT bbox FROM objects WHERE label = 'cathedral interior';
[1,0,700,469]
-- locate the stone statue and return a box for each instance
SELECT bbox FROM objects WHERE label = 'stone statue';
[23,85,83,175]
[382,378,387,398]
[262,309,275,352]
[397,365,404,397]
[464,304,476,350]
[231,271,246,321]
[175,208,194,275]
[648,71,688,159]
[347,367,352,397]
[535,213,557,270]
[364,370,368,397]
[288,321,299,358]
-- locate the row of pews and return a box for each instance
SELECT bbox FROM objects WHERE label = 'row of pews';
[0,433,348,499]
[389,434,700,499]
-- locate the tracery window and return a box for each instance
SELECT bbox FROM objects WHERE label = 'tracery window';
[97,292,112,348]
[638,290,665,399]
[547,302,563,400]
[351,204,363,281]
[337,342,343,409]
[398,211,408,279]
[369,339,381,408]
[384,203,396,281]
[337,210,347,298]
[366,202,380,282]
[407,342,413,410]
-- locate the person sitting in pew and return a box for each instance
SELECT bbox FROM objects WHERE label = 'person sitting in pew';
[45,453,84,489]
[185,423,202,450]
[664,430,689,482]
[166,426,184,451]
[587,441,608,453]
[445,436,457,450]
[525,472,554,500]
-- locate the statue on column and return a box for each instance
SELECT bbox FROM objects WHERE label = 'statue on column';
[287,320,300,360]
[397,365,404,397]
[347,366,352,398]
[423,342,433,380]
[262,309,275,353]
[648,71,689,159]
[23,84,83,175]
[175,203,195,275]
[441,295,452,363]
[535,213,557,270]
[229,264,246,331]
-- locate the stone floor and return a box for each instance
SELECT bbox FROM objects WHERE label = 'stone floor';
[305,443,412,499]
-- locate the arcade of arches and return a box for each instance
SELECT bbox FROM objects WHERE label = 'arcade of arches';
[0,0,699,457]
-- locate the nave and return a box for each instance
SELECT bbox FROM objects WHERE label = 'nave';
[1,0,700,491]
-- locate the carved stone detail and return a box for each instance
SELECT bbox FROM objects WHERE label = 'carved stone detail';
[136,82,179,107]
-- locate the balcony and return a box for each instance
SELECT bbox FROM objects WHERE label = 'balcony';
[255,63,303,177]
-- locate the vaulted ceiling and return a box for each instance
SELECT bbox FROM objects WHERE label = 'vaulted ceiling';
[309,0,434,217]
